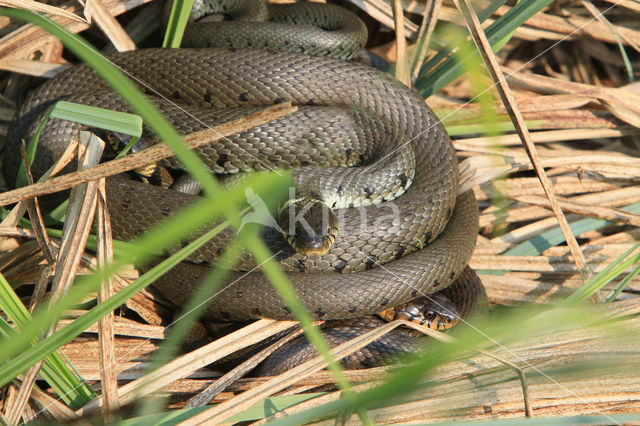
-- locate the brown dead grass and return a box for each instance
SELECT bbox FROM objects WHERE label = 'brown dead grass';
[1,0,640,423]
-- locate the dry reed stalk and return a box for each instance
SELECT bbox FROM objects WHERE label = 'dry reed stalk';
[0,0,152,64]
[83,0,136,52]
[391,0,409,85]
[1,0,640,422]
[0,102,297,207]
[95,178,119,417]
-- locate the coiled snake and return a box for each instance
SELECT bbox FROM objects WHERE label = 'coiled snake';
[3,0,484,369]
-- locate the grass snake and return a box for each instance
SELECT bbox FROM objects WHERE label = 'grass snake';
[3,0,484,369]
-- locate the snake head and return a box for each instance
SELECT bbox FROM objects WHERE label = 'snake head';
[381,295,461,330]
[278,191,338,256]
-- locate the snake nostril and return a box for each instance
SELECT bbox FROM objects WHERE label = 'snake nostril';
[303,235,324,249]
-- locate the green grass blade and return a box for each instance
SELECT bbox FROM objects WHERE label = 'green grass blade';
[478,0,511,21]
[604,262,640,302]
[503,203,640,257]
[561,242,640,306]
[267,302,627,425]
[416,0,554,97]
[477,203,640,278]
[51,101,143,137]
[584,3,634,83]
[411,0,508,79]
[13,216,138,260]
[3,8,363,417]
[119,394,325,425]
[24,100,142,220]
[134,237,244,417]
[114,135,140,158]
[0,210,228,387]
[16,98,141,190]
[162,0,195,48]
[238,231,373,424]
[0,172,288,383]
[15,107,53,188]
[0,273,95,407]
[0,8,219,198]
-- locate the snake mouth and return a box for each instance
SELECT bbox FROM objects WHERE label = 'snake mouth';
[278,195,339,256]
[295,233,336,256]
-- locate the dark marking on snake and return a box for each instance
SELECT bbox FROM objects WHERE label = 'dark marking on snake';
[365,256,375,269]
[4,48,482,332]
[380,298,389,306]
[424,231,432,244]
[336,185,344,196]
[171,91,180,100]
[282,306,291,314]
[295,259,307,272]
[397,173,408,187]
[0,3,489,374]
[216,153,228,168]
[239,92,249,102]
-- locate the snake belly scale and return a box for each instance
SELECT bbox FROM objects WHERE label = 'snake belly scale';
[5,47,479,321]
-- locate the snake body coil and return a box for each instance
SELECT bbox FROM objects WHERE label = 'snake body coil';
[177,0,368,60]
[4,48,479,323]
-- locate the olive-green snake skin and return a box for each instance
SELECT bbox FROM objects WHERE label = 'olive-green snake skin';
[3,2,482,347]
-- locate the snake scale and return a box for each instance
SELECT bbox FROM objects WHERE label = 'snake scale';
[3,0,485,369]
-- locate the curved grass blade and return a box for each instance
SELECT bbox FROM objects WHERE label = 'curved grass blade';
[0,172,286,385]
[50,101,143,137]
[409,0,509,80]
[162,0,195,48]
[266,301,631,425]
[561,242,640,306]
[504,203,640,257]
[0,275,95,408]
[2,8,369,419]
[416,0,554,97]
